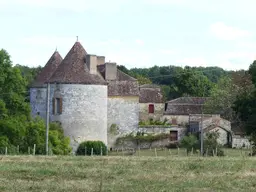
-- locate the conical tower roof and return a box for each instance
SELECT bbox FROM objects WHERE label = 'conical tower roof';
[31,50,63,88]
[48,42,106,85]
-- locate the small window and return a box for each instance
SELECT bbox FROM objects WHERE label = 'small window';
[53,97,62,115]
[170,131,178,141]
[36,90,41,99]
[171,118,177,125]
[148,104,154,113]
[164,103,168,111]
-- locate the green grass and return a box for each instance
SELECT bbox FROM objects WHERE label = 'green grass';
[0,155,256,192]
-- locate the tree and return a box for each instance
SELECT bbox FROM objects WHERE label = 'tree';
[173,69,213,97]
[0,49,71,155]
[203,76,239,121]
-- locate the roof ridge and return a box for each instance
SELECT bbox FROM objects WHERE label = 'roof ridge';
[48,42,107,85]
[31,50,63,88]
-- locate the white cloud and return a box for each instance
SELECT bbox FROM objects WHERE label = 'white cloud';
[209,22,251,40]
[135,39,144,46]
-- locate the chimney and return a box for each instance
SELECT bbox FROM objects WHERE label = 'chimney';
[97,56,105,65]
[105,62,117,80]
[86,54,97,74]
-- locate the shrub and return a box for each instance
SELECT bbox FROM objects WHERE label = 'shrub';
[203,132,224,156]
[180,133,199,154]
[76,141,107,156]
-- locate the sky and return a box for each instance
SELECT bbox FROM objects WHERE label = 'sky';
[1,0,256,70]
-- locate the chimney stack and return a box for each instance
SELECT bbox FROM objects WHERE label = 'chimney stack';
[105,62,117,80]
[86,54,97,75]
[97,56,105,65]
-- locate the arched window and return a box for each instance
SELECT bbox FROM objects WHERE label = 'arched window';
[148,104,154,113]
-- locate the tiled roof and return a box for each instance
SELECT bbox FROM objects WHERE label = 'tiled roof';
[97,64,139,96]
[164,97,208,115]
[31,51,62,88]
[139,85,163,103]
[48,42,107,85]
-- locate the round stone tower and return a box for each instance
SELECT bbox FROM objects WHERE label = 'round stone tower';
[30,51,63,120]
[47,41,108,151]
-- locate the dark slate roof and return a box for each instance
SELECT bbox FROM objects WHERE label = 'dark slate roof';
[97,64,139,96]
[31,51,63,88]
[139,85,163,103]
[164,97,208,115]
[48,42,107,85]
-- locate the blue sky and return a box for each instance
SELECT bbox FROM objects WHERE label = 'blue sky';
[1,0,256,70]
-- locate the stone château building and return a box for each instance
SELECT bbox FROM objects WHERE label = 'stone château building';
[30,41,139,151]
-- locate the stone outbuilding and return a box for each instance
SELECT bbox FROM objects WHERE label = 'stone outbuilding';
[163,97,232,146]
[139,84,165,122]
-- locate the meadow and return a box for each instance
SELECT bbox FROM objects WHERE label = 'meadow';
[0,149,256,192]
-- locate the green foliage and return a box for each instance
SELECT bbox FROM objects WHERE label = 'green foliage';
[204,76,239,121]
[180,133,199,153]
[109,124,119,135]
[139,118,171,126]
[116,132,169,145]
[76,141,107,156]
[180,132,224,156]
[203,132,224,156]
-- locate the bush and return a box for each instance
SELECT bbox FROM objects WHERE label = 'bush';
[76,141,107,156]
[203,132,224,156]
[180,133,199,154]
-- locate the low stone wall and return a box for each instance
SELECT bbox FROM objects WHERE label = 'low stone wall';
[232,136,251,148]
[138,126,187,141]
[115,138,171,149]
[113,126,187,149]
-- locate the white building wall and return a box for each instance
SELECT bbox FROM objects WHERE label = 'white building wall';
[50,84,108,151]
[107,96,139,148]
[30,87,47,120]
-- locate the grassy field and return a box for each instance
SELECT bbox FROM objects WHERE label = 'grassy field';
[0,155,256,192]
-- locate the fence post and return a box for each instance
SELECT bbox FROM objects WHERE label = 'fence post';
[101,146,103,156]
[155,148,157,157]
[33,144,36,156]
[5,147,7,156]
[28,147,30,155]
[138,147,140,156]
[191,148,194,156]
[177,147,180,156]
[85,147,87,156]
[17,145,19,155]
[91,148,93,156]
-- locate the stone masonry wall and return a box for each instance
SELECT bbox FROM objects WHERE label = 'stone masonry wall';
[107,96,139,148]
[30,87,47,120]
[50,84,108,152]
[139,103,165,121]
[232,136,251,148]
